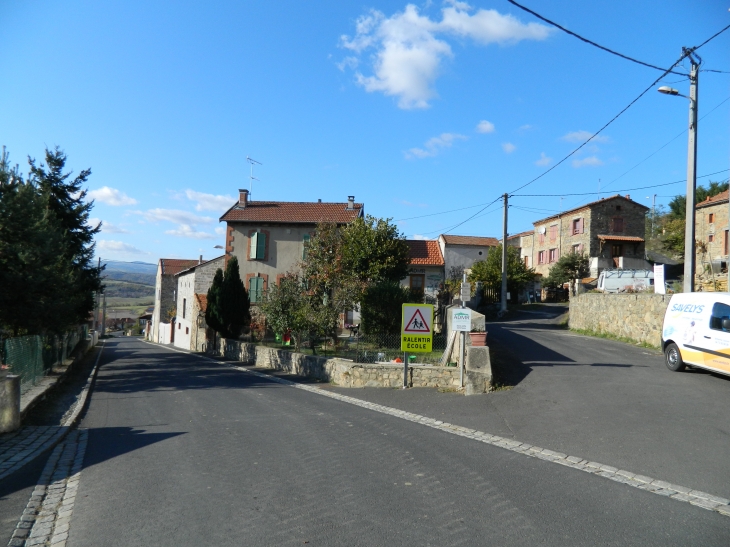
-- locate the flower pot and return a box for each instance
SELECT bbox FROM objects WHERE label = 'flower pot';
[469,332,487,346]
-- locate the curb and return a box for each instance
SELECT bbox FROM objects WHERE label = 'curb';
[0,342,104,483]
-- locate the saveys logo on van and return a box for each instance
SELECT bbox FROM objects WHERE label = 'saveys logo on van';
[669,303,705,318]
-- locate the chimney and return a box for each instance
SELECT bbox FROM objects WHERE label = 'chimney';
[239,189,249,207]
[318,198,322,203]
[199,255,203,264]
[625,194,630,200]
[347,196,355,210]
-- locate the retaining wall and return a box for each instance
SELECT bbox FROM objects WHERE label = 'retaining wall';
[569,293,672,347]
[211,339,492,393]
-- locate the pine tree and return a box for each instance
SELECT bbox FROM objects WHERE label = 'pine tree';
[206,268,225,337]
[219,256,250,339]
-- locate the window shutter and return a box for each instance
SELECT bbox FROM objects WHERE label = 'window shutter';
[302,234,310,260]
[256,232,266,259]
[249,277,262,303]
[578,218,584,234]
[250,232,259,259]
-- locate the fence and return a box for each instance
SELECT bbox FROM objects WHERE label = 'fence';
[256,332,449,365]
[1,327,86,394]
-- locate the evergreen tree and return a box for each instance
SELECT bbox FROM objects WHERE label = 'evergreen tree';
[206,268,225,337]
[469,245,535,300]
[219,256,250,339]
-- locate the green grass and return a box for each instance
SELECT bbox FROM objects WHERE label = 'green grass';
[569,327,660,349]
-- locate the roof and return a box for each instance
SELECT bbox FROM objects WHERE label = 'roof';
[175,255,225,277]
[405,240,444,266]
[696,189,729,209]
[506,230,533,240]
[440,234,499,247]
[533,194,649,225]
[220,200,364,224]
[160,259,199,276]
[596,235,645,242]
[195,294,208,312]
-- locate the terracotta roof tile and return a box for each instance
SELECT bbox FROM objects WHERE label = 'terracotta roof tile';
[160,259,199,276]
[406,240,444,266]
[506,230,534,240]
[533,194,648,225]
[696,189,729,209]
[440,234,499,246]
[597,235,645,242]
[220,200,363,224]
[195,293,208,312]
[174,255,225,277]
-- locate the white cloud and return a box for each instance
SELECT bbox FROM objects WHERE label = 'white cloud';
[502,142,516,153]
[87,218,129,234]
[185,190,236,212]
[476,120,495,134]
[406,132,467,159]
[135,208,214,225]
[518,124,533,131]
[164,225,216,240]
[535,152,551,166]
[572,156,604,168]
[87,186,137,206]
[215,226,226,235]
[340,3,551,109]
[411,234,431,240]
[97,240,146,255]
[561,130,610,144]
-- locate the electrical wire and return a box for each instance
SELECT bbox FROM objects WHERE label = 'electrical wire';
[506,0,685,75]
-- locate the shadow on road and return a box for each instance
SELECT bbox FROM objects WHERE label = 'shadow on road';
[82,427,185,469]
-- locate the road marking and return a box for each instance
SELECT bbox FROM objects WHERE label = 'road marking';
[138,339,730,518]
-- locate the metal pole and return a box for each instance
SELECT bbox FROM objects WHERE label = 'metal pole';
[403,351,408,388]
[501,193,509,313]
[102,291,107,337]
[460,271,467,387]
[683,57,698,293]
[94,257,101,334]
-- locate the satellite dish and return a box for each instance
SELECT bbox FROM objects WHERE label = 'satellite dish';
[539,226,546,234]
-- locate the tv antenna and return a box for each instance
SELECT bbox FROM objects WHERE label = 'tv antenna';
[246,156,262,197]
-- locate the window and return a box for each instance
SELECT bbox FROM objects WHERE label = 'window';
[410,274,425,299]
[538,251,545,264]
[613,217,624,232]
[250,231,267,260]
[725,230,729,255]
[709,213,715,223]
[549,248,557,263]
[302,234,310,260]
[249,277,264,303]
[616,205,622,211]
[538,232,545,244]
[572,218,584,235]
[185,327,189,334]
[524,256,529,267]
[549,224,558,242]
[710,302,730,331]
[182,298,186,319]
[572,243,582,254]
[709,234,715,243]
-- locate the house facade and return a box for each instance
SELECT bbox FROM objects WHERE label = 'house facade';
[695,189,729,277]
[219,190,363,303]
[505,230,535,269]
[173,256,224,351]
[151,258,199,343]
[402,240,445,303]
[531,194,649,277]
[437,235,498,276]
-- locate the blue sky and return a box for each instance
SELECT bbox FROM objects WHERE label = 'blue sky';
[1,0,728,262]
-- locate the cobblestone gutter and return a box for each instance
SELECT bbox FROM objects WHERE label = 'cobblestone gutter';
[569,293,671,347]
[211,339,492,393]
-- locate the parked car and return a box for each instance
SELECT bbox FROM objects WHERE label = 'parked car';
[597,269,654,293]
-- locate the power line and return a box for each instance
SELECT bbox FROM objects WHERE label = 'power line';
[513,168,729,197]
[506,0,685,75]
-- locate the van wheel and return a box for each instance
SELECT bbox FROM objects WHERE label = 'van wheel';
[665,343,686,372]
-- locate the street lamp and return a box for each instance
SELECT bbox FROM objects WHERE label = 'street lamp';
[658,51,699,293]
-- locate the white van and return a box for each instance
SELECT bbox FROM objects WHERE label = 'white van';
[662,292,730,377]
[597,269,654,293]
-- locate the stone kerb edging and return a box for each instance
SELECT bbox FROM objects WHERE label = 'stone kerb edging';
[211,339,492,393]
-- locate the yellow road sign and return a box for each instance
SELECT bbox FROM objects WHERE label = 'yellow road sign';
[401,304,433,352]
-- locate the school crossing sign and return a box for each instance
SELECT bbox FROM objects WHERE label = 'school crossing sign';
[401,304,434,352]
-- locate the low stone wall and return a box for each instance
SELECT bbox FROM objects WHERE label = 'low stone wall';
[569,293,672,347]
[211,339,492,393]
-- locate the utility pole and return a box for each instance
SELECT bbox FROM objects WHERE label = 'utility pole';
[684,52,699,293]
[102,290,107,337]
[501,193,508,314]
[94,257,101,335]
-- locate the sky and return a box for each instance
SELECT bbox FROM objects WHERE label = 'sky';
[1,0,728,263]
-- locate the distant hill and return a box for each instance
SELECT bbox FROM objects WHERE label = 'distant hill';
[104,279,155,299]
[102,260,157,286]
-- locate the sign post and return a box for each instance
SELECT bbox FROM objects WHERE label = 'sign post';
[401,304,434,388]
[451,308,471,387]
[654,264,666,294]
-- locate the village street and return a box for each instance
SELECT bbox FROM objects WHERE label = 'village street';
[1,330,729,546]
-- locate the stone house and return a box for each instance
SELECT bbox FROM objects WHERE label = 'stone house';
[151,258,199,343]
[695,189,729,276]
[437,235,499,277]
[505,230,535,268]
[173,256,225,351]
[219,190,363,304]
[401,240,445,303]
[531,194,649,278]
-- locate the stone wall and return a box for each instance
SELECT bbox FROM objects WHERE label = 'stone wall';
[210,339,492,393]
[569,293,671,347]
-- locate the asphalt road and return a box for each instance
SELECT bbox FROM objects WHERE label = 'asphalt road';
[45,337,728,545]
[330,305,730,500]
